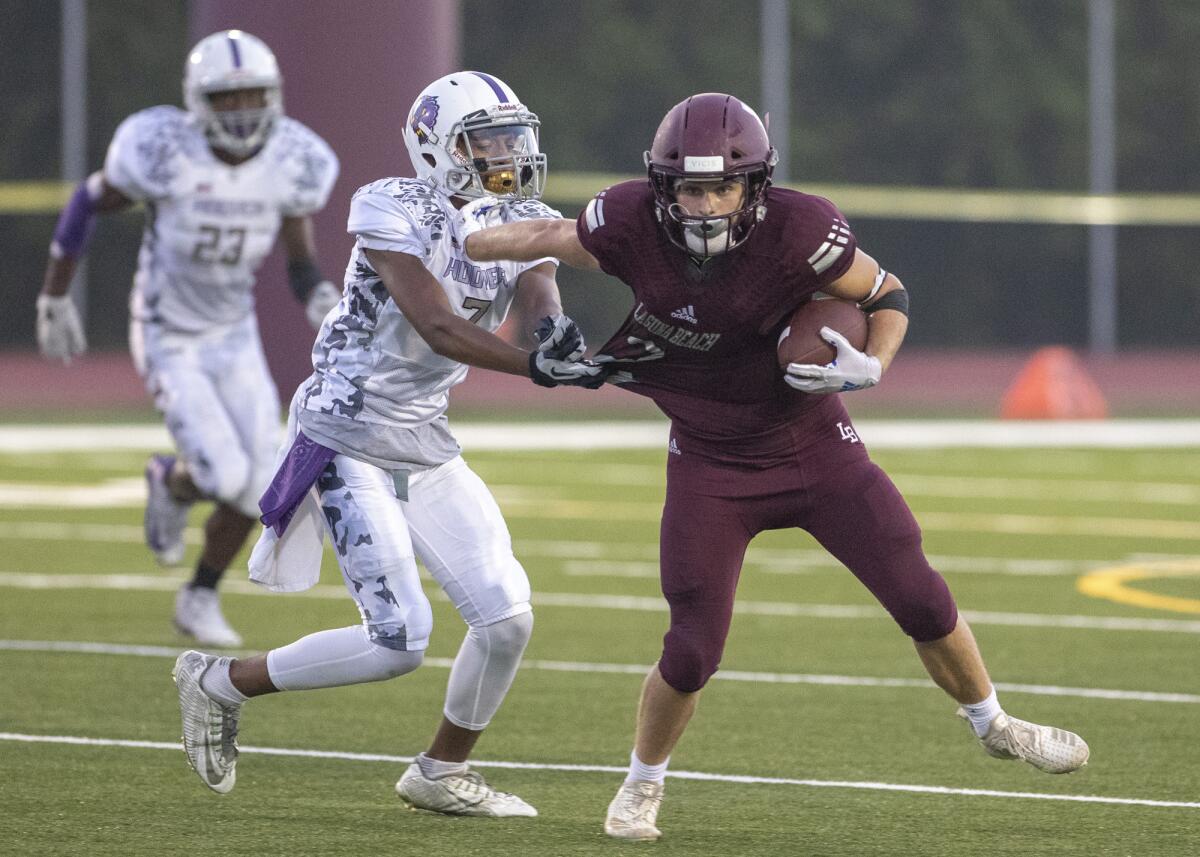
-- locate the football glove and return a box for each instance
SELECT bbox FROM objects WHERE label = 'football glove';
[533,313,586,361]
[305,280,341,330]
[528,352,608,389]
[36,293,86,364]
[784,326,881,394]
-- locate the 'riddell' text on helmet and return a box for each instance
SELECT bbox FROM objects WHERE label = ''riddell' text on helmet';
[645,93,777,257]
[404,71,547,201]
[183,30,283,157]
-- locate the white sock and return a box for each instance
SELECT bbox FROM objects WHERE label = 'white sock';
[199,657,249,708]
[417,751,469,779]
[961,686,1003,737]
[625,750,669,784]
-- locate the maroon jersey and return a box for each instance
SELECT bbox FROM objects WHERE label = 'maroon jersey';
[577,180,857,454]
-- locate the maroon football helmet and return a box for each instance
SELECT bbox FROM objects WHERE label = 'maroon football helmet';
[645,93,777,257]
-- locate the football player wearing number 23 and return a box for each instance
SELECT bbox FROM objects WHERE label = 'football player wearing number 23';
[465,93,1090,841]
[34,31,340,648]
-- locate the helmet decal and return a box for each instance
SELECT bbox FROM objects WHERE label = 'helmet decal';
[410,95,441,146]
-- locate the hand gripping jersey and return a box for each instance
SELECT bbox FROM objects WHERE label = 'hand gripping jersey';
[301,178,559,433]
[578,180,857,453]
[104,106,338,331]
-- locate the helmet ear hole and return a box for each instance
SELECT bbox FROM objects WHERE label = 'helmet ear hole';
[422,153,437,169]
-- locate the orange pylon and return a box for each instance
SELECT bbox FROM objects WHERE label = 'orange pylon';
[1000,346,1109,419]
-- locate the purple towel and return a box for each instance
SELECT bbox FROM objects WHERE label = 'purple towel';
[259,431,337,536]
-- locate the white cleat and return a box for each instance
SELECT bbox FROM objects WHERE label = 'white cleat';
[395,763,537,817]
[958,708,1090,774]
[172,650,241,794]
[144,454,190,566]
[605,780,664,841]
[174,585,243,648]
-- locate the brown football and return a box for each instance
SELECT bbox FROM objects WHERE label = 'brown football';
[777,298,869,368]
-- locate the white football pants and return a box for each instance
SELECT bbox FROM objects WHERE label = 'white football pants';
[268,453,532,729]
[130,314,280,517]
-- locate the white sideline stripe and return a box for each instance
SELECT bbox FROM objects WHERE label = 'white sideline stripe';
[0,523,1148,578]
[892,473,1200,505]
[3,571,1200,634]
[4,489,1199,541]
[1,420,1198,452]
[2,731,1196,810]
[3,640,1199,705]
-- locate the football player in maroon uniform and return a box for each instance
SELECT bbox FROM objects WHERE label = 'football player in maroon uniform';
[464,93,1089,840]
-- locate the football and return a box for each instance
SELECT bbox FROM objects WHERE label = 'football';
[777,298,868,368]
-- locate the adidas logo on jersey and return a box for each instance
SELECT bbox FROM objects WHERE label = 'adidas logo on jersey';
[670,305,698,325]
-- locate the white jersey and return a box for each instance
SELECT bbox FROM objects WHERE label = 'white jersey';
[104,105,338,332]
[300,178,558,429]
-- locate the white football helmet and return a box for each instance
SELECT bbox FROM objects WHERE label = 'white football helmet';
[183,30,283,157]
[404,71,546,200]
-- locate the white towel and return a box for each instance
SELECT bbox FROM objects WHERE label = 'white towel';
[248,487,325,593]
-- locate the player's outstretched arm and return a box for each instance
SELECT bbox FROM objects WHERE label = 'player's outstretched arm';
[365,248,604,389]
[36,172,133,363]
[466,217,600,271]
[280,216,340,329]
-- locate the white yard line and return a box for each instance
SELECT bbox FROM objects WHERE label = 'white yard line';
[1,571,1199,634]
[1,420,1199,452]
[4,638,1196,704]
[0,730,1195,809]
[0,522,1162,577]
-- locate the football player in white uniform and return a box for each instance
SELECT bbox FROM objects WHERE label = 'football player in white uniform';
[35,31,340,647]
[171,72,606,813]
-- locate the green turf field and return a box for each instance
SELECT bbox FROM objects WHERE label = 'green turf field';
[1,430,1198,856]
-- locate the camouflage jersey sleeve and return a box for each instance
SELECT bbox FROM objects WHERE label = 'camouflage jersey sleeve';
[103,106,192,202]
[345,178,430,259]
[271,117,340,217]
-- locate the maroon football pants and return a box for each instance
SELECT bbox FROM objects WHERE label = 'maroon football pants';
[656,404,958,694]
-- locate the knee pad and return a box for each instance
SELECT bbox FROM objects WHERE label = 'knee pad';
[443,609,533,730]
[475,609,534,657]
[659,627,720,693]
[230,456,277,518]
[364,640,426,681]
[890,570,959,643]
[190,447,251,507]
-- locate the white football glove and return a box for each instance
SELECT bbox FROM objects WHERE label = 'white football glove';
[36,293,86,364]
[305,280,341,329]
[784,326,881,394]
[533,313,586,361]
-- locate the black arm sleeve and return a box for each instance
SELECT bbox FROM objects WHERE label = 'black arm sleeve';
[287,257,324,302]
[862,287,909,317]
